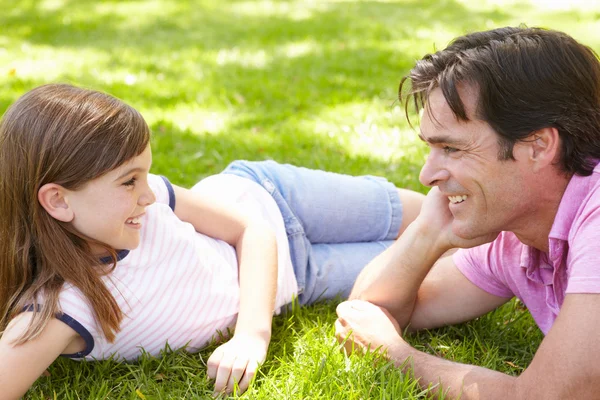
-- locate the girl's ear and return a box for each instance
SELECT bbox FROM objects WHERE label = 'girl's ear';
[38,183,74,222]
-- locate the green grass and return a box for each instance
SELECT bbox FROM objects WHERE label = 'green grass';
[0,0,597,398]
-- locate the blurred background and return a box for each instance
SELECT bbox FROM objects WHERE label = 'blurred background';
[3,1,600,398]
[1,0,599,190]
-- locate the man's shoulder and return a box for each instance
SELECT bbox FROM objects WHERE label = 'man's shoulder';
[563,176,600,249]
[573,174,600,220]
[551,167,600,240]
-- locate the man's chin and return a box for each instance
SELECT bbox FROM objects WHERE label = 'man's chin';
[451,221,500,245]
[451,222,478,240]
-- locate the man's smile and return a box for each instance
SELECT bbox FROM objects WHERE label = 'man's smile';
[448,195,467,204]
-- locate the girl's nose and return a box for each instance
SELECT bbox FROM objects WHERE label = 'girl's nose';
[139,184,156,206]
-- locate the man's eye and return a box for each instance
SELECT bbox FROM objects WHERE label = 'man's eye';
[443,146,459,154]
[123,177,137,186]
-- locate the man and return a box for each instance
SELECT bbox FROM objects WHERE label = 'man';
[335,26,600,399]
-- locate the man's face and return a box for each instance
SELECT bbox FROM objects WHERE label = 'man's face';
[418,87,536,240]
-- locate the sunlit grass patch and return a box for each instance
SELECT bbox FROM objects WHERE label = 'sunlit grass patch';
[0,0,597,397]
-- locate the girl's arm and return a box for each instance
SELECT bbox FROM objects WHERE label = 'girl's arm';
[172,184,278,394]
[0,313,81,399]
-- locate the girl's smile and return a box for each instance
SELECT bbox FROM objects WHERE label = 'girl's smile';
[125,213,145,229]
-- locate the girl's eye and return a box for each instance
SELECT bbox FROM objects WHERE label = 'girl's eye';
[123,177,137,187]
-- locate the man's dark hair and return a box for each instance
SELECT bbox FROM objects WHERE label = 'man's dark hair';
[400,26,600,176]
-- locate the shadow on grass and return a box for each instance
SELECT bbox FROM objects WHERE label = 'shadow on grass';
[3,0,598,160]
[4,0,513,51]
[0,0,515,126]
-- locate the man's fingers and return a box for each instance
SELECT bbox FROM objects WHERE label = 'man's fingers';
[377,307,401,333]
[335,319,359,355]
[334,319,349,340]
[336,300,353,317]
[337,299,375,320]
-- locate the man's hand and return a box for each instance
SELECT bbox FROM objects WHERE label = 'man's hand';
[415,187,499,251]
[206,332,269,395]
[335,300,405,356]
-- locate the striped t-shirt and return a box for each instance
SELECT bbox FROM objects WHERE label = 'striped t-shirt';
[56,173,298,361]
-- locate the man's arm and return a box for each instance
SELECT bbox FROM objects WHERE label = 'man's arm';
[404,255,510,332]
[349,187,505,329]
[349,221,448,328]
[338,293,600,399]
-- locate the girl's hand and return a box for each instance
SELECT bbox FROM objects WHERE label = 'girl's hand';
[206,332,269,395]
[335,299,404,356]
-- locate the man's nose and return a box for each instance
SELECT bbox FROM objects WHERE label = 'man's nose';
[419,151,450,187]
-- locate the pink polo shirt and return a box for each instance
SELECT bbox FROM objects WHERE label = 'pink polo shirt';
[454,161,600,334]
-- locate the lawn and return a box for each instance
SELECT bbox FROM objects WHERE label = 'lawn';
[1,0,599,398]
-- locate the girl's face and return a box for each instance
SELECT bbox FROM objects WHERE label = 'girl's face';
[66,145,155,254]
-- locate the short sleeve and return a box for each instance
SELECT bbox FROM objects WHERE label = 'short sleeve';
[147,174,176,211]
[453,236,515,298]
[56,286,98,358]
[566,194,600,293]
[21,291,96,359]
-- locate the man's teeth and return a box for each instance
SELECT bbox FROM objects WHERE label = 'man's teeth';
[127,217,141,224]
[448,195,468,204]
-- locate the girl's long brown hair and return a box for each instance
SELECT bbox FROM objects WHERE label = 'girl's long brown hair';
[0,84,150,343]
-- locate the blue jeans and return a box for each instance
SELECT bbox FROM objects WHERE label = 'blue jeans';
[222,160,402,305]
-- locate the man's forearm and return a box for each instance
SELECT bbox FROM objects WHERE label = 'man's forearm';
[349,222,448,328]
[389,342,517,400]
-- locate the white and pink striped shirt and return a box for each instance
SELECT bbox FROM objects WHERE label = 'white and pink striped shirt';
[57,173,298,361]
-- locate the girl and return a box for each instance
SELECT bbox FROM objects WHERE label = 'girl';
[0,84,424,398]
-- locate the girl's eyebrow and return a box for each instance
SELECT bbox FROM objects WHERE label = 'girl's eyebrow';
[114,167,145,181]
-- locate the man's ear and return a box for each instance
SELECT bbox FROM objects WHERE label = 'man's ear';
[528,127,561,173]
[38,183,74,222]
